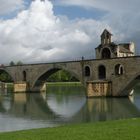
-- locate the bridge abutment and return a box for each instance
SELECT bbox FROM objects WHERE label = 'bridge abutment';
[86,81,112,97]
[14,82,28,93]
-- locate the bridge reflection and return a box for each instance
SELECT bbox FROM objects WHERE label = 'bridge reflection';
[76,98,140,122]
[0,91,139,124]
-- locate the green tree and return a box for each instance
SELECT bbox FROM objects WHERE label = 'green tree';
[9,61,15,66]
[0,72,13,82]
[17,61,23,65]
[47,70,78,82]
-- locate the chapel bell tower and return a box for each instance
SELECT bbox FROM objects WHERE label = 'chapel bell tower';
[101,29,112,45]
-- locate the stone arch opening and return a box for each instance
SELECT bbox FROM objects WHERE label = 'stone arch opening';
[0,69,13,82]
[33,68,81,91]
[101,48,111,59]
[34,68,60,87]
[23,71,27,81]
[115,64,124,75]
[98,65,106,79]
[85,66,90,77]
[121,75,140,96]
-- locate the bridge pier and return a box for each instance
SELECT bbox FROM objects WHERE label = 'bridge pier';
[86,81,112,97]
[14,82,46,93]
[14,82,28,93]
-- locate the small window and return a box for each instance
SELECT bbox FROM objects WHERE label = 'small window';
[85,66,90,77]
[101,48,111,59]
[98,65,106,79]
[23,71,26,81]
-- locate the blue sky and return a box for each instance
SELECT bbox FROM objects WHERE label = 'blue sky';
[0,0,139,63]
[0,0,106,20]
[53,5,106,20]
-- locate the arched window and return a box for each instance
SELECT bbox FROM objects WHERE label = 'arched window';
[85,66,90,77]
[23,71,26,81]
[98,65,106,79]
[101,48,111,59]
[120,67,123,75]
[115,64,124,75]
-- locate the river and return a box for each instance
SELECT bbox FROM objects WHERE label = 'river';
[0,83,139,132]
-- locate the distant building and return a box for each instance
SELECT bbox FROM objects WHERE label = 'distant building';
[95,29,135,59]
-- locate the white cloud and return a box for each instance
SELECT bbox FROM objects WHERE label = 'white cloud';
[0,0,24,15]
[0,0,140,64]
[54,0,140,45]
[0,0,109,64]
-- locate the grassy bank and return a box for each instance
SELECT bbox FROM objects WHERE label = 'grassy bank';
[0,118,140,140]
[46,82,82,86]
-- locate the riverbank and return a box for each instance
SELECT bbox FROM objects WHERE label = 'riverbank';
[4,82,82,88]
[47,82,81,86]
[0,118,139,140]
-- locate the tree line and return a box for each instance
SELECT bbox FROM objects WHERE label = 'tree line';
[47,70,79,82]
[9,61,23,66]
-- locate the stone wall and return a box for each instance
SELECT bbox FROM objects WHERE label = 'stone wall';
[87,81,112,97]
[14,82,27,93]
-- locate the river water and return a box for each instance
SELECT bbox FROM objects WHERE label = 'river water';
[0,84,140,132]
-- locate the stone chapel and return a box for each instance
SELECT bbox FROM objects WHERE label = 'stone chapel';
[95,29,135,59]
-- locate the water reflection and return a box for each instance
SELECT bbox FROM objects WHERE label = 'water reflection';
[83,98,140,122]
[132,84,140,110]
[47,93,86,118]
[0,84,139,132]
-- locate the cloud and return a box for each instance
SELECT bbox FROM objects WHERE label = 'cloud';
[0,0,24,16]
[0,0,110,64]
[0,0,139,64]
[54,0,140,44]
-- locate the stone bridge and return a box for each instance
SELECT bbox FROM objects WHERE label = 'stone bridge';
[1,56,140,97]
[0,29,139,97]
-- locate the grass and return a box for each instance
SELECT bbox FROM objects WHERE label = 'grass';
[3,82,82,92]
[0,118,140,140]
[46,82,82,86]
[5,82,82,87]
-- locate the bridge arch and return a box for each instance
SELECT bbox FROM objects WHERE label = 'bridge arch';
[0,69,14,82]
[118,73,140,96]
[126,77,140,96]
[32,67,81,90]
